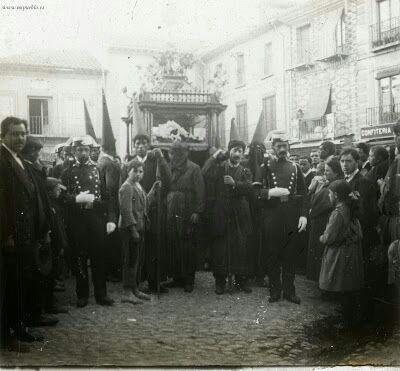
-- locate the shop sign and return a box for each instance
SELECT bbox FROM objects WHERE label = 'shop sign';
[360,123,394,139]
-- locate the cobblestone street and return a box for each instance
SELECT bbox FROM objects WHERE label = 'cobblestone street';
[1,272,399,367]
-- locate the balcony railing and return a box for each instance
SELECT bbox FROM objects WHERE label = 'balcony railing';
[370,16,400,48]
[29,115,48,135]
[298,116,328,141]
[366,103,400,126]
[140,90,219,104]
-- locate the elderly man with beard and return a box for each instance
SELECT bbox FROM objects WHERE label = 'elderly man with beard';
[255,132,308,304]
[165,141,205,293]
[202,138,253,294]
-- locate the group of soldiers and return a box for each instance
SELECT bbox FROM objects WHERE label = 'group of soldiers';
[2,112,400,352]
[48,119,308,305]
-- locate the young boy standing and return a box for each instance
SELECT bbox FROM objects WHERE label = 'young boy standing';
[119,160,159,304]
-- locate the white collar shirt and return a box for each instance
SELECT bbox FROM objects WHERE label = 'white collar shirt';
[2,143,24,169]
[345,168,359,183]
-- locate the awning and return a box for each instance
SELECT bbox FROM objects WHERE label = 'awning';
[302,85,332,120]
[316,7,345,60]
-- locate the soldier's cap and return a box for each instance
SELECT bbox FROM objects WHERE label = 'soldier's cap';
[54,143,64,153]
[265,130,290,145]
[46,177,66,191]
[71,135,96,148]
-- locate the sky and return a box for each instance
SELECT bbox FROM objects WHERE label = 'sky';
[0,0,307,57]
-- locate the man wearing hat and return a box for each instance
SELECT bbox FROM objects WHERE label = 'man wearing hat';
[255,131,308,304]
[202,119,253,294]
[121,132,171,293]
[61,136,115,307]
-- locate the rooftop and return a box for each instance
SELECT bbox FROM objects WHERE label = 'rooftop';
[0,49,103,74]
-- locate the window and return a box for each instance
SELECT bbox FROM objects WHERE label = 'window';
[29,98,49,135]
[262,95,276,133]
[264,43,273,75]
[335,10,346,51]
[378,74,400,122]
[377,0,400,36]
[379,74,400,105]
[236,102,248,142]
[236,54,245,86]
[296,24,311,64]
[378,0,399,23]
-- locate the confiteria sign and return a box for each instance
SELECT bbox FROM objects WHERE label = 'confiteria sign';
[360,123,394,139]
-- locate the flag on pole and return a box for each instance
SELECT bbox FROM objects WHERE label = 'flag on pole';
[83,99,97,140]
[251,110,267,146]
[102,90,116,155]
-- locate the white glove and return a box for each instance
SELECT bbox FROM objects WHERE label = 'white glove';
[298,216,307,232]
[75,191,95,204]
[106,222,116,235]
[268,187,290,198]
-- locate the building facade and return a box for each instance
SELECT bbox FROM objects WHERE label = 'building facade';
[201,22,289,147]
[0,49,103,161]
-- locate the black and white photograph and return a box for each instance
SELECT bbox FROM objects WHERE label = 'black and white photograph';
[0,0,400,368]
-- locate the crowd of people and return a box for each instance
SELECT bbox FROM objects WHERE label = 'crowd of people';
[1,114,400,353]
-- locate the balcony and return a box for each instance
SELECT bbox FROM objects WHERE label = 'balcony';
[139,90,219,104]
[366,103,400,126]
[370,17,400,50]
[29,115,48,135]
[299,116,328,141]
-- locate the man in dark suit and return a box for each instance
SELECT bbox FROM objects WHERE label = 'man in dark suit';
[0,116,50,352]
[356,142,371,176]
[340,147,379,319]
[299,156,315,189]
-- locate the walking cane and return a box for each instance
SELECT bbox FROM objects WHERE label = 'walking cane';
[156,180,162,299]
[226,211,233,294]
[155,162,162,299]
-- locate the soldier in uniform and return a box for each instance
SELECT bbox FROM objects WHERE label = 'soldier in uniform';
[255,131,308,304]
[61,137,116,307]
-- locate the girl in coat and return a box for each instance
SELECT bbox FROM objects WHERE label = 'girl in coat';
[319,179,364,325]
[307,157,343,281]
